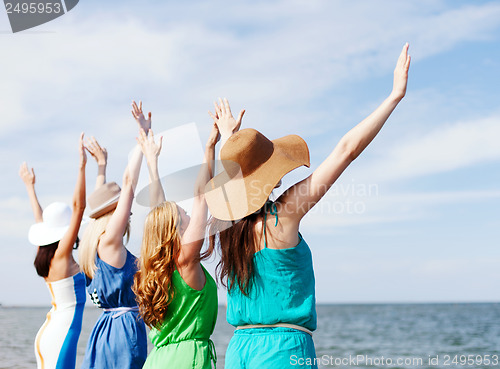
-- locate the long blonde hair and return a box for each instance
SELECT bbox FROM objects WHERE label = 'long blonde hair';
[133,201,181,329]
[79,212,130,278]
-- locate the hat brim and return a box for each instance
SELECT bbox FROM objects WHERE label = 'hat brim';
[28,223,70,246]
[28,216,92,246]
[205,134,310,221]
[88,194,120,219]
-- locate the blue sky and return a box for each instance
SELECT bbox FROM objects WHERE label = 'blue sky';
[0,0,499,305]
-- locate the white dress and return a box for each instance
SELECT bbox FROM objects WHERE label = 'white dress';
[34,272,86,369]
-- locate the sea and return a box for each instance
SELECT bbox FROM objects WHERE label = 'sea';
[1,303,499,368]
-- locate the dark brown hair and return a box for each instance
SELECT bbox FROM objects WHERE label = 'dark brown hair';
[208,207,265,296]
[33,237,79,278]
[34,242,59,278]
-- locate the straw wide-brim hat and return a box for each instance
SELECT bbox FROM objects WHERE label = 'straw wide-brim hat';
[205,128,310,221]
[28,202,72,246]
[88,182,121,219]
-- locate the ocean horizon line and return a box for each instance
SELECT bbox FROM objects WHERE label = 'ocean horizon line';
[1,300,499,308]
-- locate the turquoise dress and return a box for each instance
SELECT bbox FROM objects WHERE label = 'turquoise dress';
[225,218,318,369]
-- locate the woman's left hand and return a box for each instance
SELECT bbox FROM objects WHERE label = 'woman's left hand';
[207,123,220,147]
[19,162,35,186]
[391,43,411,101]
[131,100,152,132]
[85,136,107,166]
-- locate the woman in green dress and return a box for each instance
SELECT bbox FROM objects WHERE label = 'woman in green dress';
[133,122,221,369]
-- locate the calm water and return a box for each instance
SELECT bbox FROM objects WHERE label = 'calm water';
[1,303,499,368]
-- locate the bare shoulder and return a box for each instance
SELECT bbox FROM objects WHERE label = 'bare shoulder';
[253,208,300,251]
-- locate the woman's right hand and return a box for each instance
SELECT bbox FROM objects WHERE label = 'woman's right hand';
[19,162,35,187]
[136,128,163,164]
[208,98,245,138]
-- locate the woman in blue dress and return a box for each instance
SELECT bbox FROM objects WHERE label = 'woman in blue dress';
[79,101,151,369]
[206,44,411,368]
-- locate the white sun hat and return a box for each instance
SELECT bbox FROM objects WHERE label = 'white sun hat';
[28,202,72,246]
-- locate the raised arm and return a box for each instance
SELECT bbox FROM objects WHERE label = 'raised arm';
[55,133,87,258]
[177,123,219,268]
[85,136,108,190]
[137,128,165,208]
[19,162,43,223]
[97,101,149,265]
[279,43,411,222]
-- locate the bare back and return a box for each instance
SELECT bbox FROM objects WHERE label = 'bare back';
[45,253,80,282]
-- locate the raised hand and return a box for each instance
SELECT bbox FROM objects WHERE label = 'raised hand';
[207,123,220,148]
[136,128,163,164]
[85,136,107,166]
[19,163,43,222]
[391,43,411,101]
[19,162,36,187]
[131,100,152,132]
[208,98,245,137]
[79,132,87,168]
[136,128,165,207]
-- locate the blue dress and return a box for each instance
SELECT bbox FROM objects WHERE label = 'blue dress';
[81,250,147,369]
[225,230,318,369]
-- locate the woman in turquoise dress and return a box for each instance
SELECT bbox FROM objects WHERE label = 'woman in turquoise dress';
[206,45,411,368]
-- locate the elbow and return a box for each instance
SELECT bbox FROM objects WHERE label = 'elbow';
[338,139,358,163]
[73,201,86,213]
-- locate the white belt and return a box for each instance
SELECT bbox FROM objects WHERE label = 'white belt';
[236,323,313,337]
[103,306,139,318]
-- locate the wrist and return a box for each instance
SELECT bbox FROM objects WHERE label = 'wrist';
[97,162,107,167]
[146,157,158,166]
[220,133,233,143]
[388,90,404,103]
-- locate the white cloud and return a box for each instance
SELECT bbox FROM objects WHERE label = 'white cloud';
[301,188,500,233]
[348,114,500,183]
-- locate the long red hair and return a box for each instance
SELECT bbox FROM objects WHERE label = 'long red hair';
[133,202,181,329]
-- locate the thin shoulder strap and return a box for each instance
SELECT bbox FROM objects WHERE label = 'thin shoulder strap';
[263,201,278,249]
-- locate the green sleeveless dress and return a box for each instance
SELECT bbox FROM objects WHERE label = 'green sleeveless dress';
[143,265,218,369]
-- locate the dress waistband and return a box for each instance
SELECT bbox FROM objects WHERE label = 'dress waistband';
[158,338,217,367]
[236,323,313,337]
[103,306,139,318]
